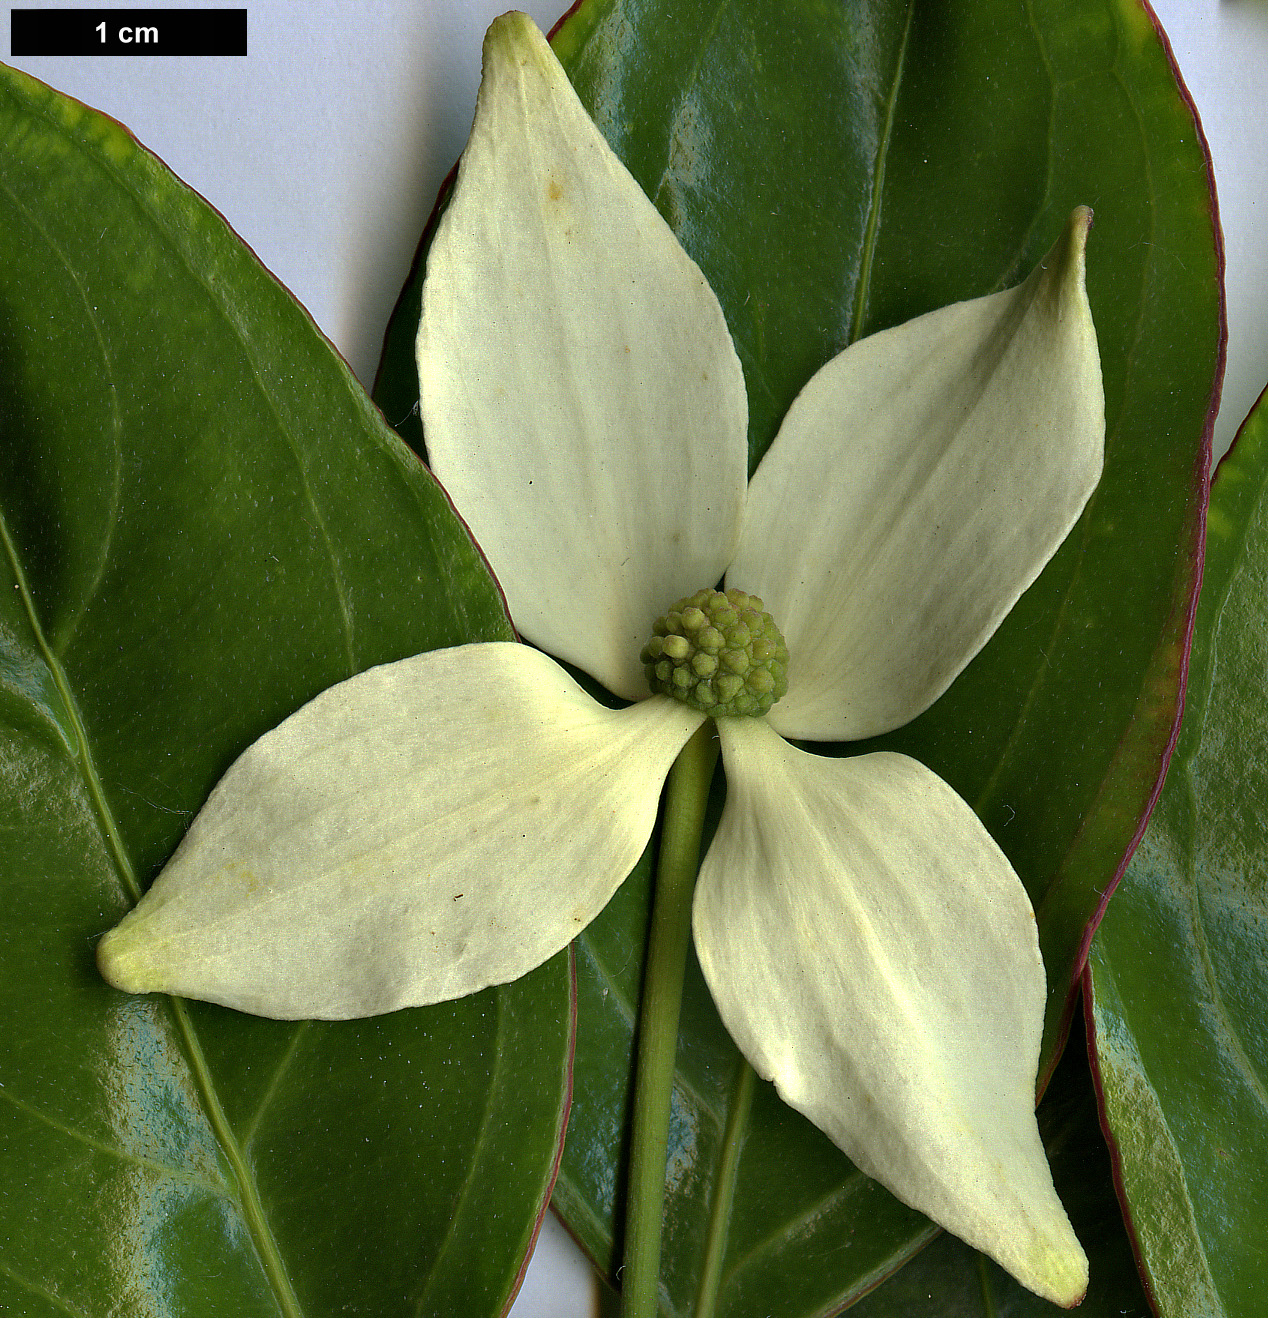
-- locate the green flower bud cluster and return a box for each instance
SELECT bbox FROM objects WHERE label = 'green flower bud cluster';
[642,588,789,718]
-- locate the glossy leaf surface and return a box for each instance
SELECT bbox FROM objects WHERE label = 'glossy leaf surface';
[376,0,1220,1311]
[1087,385,1268,1318]
[0,65,572,1317]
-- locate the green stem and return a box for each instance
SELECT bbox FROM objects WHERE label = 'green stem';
[693,1057,756,1318]
[622,719,719,1318]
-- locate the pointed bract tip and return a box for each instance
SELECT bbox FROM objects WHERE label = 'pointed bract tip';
[485,10,549,65]
[1025,206,1097,339]
[1030,1231,1089,1309]
[1053,205,1093,290]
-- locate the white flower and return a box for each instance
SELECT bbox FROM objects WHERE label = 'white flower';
[98,13,1103,1305]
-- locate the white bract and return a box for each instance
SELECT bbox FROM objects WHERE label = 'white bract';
[98,12,1105,1306]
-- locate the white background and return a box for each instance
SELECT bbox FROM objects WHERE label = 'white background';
[7,2,1267,1314]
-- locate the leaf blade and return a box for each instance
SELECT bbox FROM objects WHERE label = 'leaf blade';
[0,61,572,1318]
[1087,383,1268,1318]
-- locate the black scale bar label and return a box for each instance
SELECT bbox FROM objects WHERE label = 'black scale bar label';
[12,9,247,55]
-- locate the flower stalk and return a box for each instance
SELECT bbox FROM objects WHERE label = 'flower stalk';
[622,720,720,1318]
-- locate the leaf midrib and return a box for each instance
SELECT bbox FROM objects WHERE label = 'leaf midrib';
[0,506,305,1318]
[0,510,138,903]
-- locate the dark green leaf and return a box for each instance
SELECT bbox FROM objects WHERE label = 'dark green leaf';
[375,0,1220,1312]
[1086,384,1268,1318]
[0,65,572,1317]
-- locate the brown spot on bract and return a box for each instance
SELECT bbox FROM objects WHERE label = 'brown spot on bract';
[548,178,563,201]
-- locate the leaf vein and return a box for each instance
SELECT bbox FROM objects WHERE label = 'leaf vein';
[168,1003,307,1318]
[0,1083,226,1195]
[0,1259,96,1318]
[649,0,735,212]
[977,1251,999,1318]
[410,992,507,1317]
[1030,21,1167,928]
[989,0,1059,291]
[0,172,123,659]
[1188,832,1268,1111]
[8,91,358,676]
[241,1021,313,1155]
[693,1057,754,1318]
[0,505,142,904]
[0,409,304,1318]
[848,0,915,344]
[718,1165,886,1289]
